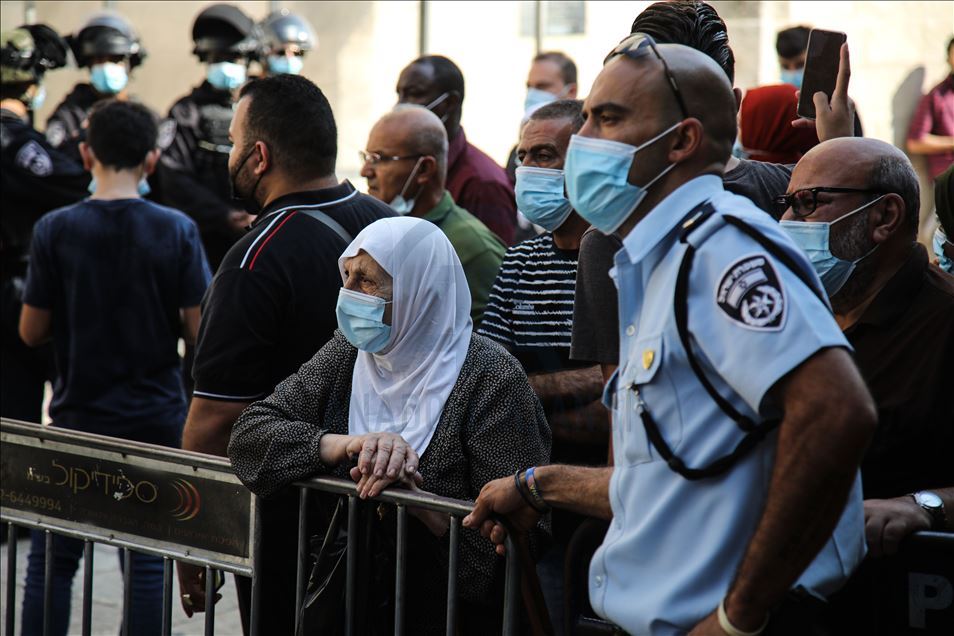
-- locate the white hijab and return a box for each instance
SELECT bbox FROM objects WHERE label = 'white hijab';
[338,216,473,456]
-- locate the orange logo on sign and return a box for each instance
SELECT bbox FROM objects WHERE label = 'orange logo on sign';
[170,479,201,521]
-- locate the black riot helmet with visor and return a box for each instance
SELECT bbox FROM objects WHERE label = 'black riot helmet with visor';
[1,24,71,85]
[192,3,259,63]
[68,12,145,69]
[258,9,317,55]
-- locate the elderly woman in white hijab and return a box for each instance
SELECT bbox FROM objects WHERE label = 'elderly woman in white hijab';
[228,216,551,632]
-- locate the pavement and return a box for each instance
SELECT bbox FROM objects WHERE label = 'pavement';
[1,536,244,635]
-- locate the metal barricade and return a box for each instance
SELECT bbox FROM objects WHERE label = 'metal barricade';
[293,475,523,636]
[0,418,259,636]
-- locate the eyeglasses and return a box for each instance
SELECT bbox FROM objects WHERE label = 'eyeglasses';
[774,187,884,218]
[604,32,690,120]
[359,150,423,166]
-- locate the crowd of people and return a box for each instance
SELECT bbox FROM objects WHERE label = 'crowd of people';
[1,2,952,635]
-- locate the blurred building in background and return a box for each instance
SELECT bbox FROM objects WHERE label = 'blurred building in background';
[2,0,950,193]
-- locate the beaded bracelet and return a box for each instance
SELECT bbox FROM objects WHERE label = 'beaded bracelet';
[525,467,550,512]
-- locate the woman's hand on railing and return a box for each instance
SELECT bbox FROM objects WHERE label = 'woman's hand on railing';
[463,476,541,556]
[319,432,421,498]
[175,562,221,617]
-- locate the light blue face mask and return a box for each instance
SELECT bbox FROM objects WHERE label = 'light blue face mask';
[564,124,681,235]
[267,54,304,76]
[780,195,885,296]
[207,62,247,91]
[87,176,152,196]
[524,87,557,115]
[29,84,46,110]
[336,287,393,353]
[90,62,128,95]
[780,68,804,90]
[934,226,953,273]
[388,157,425,215]
[515,166,573,231]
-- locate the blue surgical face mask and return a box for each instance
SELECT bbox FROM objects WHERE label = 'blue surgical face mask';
[207,62,247,91]
[86,175,152,197]
[524,87,558,116]
[29,84,46,110]
[388,157,425,215]
[336,287,393,353]
[564,124,681,235]
[515,166,573,231]
[267,54,304,76]
[780,195,885,296]
[780,68,804,90]
[934,226,953,273]
[90,62,128,95]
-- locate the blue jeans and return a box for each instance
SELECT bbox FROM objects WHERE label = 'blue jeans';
[22,530,164,636]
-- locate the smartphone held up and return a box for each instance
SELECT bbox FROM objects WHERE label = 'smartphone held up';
[796,28,847,120]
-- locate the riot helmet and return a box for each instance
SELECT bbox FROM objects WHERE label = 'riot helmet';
[259,9,316,54]
[1,24,70,84]
[192,4,259,62]
[68,12,145,69]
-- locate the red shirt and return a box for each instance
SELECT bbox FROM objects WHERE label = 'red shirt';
[446,127,516,245]
[907,74,954,179]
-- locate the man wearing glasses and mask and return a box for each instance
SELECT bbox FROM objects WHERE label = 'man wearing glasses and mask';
[360,104,504,325]
[465,37,876,636]
[396,54,517,245]
[779,137,954,633]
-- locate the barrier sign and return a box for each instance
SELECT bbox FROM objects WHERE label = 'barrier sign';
[0,421,254,573]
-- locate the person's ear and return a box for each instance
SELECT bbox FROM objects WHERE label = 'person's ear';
[567,83,578,99]
[79,142,94,172]
[143,148,161,176]
[733,88,743,114]
[252,141,269,175]
[871,194,905,243]
[417,156,438,184]
[446,91,462,114]
[668,118,704,164]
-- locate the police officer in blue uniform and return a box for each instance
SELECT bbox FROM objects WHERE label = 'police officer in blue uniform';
[465,39,877,635]
[1,24,88,424]
[45,11,146,163]
[154,3,259,271]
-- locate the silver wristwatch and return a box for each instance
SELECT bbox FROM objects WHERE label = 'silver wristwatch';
[911,491,947,530]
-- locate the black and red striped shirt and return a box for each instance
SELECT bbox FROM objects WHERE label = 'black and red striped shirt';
[193,180,394,402]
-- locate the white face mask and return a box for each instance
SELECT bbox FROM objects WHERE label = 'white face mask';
[388,157,425,215]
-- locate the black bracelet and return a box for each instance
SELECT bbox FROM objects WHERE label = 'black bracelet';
[514,470,546,513]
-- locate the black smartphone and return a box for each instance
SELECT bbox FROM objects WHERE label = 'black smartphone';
[796,29,847,120]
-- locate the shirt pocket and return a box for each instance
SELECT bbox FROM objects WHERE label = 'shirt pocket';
[614,334,666,467]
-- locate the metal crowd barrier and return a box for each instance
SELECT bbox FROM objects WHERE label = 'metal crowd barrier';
[0,418,527,636]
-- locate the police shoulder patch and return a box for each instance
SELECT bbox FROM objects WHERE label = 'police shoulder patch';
[715,253,786,331]
[45,121,65,148]
[157,119,177,150]
[14,140,53,177]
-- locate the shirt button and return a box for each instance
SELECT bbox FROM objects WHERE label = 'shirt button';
[595,574,604,587]
[625,324,635,337]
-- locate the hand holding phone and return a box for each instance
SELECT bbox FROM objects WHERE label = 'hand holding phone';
[796,29,847,120]
[791,37,855,142]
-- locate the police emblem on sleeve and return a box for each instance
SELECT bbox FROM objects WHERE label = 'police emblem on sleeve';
[157,119,177,150]
[715,254,786,330]
[45,121,66,148]
[14,140,53,177]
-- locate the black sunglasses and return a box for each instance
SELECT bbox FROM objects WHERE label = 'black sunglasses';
[604,32,690,120]
[775,187,884,218]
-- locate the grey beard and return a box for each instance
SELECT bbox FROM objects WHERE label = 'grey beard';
[829,210,878,314]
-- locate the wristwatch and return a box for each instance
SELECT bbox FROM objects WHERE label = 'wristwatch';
[911,491,947,530]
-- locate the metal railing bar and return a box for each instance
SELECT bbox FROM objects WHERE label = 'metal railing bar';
[295,477,473,516]
[5,522,17,636]
[445,516,459,635]
[249,498,263,636]
[81,540,93,636]
[161,557,172,636]
[121,548,131,636]
[42,530,52,636]
[502,535,519,636]
[0,515,251,577]
[1,419,233,472]
[345,495,357,636]
[394,504,407,636]
[204,566,215,636]
[296,488,308,621]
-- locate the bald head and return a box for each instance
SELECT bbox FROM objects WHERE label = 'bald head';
[375,104,448,177]
[793,137,920,235]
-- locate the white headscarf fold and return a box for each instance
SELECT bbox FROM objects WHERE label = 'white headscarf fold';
[338,217,473,456]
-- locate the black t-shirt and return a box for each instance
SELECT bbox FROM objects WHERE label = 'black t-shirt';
[570,162,792,365]
[23,198,210,443]
[193,181,395,402]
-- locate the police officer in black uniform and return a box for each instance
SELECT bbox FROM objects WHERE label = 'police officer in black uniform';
[256,8,316,76]
[45,11,146,163]
[154,4,259,271]
[1,24,88,423]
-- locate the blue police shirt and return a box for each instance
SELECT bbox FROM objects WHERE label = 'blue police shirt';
[589,175,865,635]
[23,198,211,446]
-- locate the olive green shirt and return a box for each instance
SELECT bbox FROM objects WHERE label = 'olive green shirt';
[422,191,505,325]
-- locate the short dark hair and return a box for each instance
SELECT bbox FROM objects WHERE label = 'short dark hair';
[529,99,584,133]
[0,81,32,100]
[631,1,735,84]
[86,99,157,169]
[238,74,336,178]
[776,26,811,59]
[412,54,465,101]
[533,51,577,86]
[869,154,920,237]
